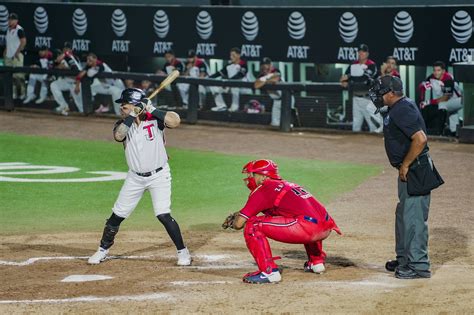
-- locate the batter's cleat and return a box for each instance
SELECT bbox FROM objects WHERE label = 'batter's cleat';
[304,262,325,274]
[177,247,192,266]
[385,260,399,272]
[87,247,109,265]
[243,268,281,284]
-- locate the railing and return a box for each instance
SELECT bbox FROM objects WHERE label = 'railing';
[0,66,343,132]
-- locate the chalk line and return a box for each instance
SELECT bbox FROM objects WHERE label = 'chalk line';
[0,293,171,305]
[170,280,234,286]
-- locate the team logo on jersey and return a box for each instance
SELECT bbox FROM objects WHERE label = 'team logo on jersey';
[393,11,414,43]
[196,10,213,40]
[0,5,8,33]
[287,11,305,40]
[451,10,472,44]
[72,8,87,36]
[143,124,156,141]
[154,10,169,39]
[34,6,49,34]
[111,9,127,37]
[241,11,258,41]
[339,12,358,43]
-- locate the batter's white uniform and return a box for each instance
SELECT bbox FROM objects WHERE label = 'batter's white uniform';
[112,115,171,218]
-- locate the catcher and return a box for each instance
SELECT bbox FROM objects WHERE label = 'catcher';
[222,159,341,284]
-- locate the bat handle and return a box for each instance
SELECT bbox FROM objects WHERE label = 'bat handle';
[148,86,163,100]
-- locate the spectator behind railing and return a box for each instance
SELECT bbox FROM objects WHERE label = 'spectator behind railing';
[177,49,210,109]
[23,45,52,105]
[340,44,381,133]
[50,41,83,116]
[209,47,251,112]
[419,61,463,136]
[3,13,26,100]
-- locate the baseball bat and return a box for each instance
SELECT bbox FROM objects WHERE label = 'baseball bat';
[147,70,180,100]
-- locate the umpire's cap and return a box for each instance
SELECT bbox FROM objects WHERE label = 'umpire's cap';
[115,88,146,105]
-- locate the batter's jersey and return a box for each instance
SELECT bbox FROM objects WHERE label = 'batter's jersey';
[239,180,329,221]
[114,113,168,173]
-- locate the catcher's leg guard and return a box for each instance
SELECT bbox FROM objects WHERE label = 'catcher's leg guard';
[99,213,125,250]
[244,217,279,274]
[304,240,326,265]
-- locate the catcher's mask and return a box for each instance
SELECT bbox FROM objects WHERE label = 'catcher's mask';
[115,88,145,105]
[368,75,403,113]
[242,159,281,191]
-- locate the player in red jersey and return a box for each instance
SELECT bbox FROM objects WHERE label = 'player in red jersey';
[224,159,341,284]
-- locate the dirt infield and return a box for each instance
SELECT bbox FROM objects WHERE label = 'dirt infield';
[1,112,473,314]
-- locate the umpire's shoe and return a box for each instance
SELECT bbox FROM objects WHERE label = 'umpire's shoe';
[243,269,281,284]
[88,247,109,265]
[395,266,431,279]
[385,259,399,272]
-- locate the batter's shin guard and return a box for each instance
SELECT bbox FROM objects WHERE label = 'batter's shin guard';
[99,213,125,250]
[244,221,279,274]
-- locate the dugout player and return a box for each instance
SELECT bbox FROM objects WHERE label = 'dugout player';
[177,49,209,108]
[209,47,251,112]
[369,75,442,279]
[88,88,192,266]
[50,42,83,116]
[223,159,341,284]
[340,44,381,132]
[74,53,124,115]
[23,46,52,105]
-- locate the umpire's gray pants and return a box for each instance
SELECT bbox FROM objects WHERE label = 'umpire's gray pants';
[395,178,431,272]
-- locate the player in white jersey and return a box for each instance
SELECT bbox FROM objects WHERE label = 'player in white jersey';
[88,88,192,266]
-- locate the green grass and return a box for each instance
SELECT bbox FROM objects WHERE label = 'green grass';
[0,132,381,234]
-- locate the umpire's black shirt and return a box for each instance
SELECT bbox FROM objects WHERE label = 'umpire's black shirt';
[382,97,429,167]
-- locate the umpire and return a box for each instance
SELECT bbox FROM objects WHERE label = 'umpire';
[369,75,443,279]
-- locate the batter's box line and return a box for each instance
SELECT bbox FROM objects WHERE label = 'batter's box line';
[0,293,173,305]
[0,254,250,268]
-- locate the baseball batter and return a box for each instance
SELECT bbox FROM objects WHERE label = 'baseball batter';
[222,159,341,284]
[88,87,191,266]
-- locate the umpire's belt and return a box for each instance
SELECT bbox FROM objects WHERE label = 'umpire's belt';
[135,167,163,177]
[395,152,429,169]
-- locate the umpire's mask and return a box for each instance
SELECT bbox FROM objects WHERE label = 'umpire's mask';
[369,75,404,114]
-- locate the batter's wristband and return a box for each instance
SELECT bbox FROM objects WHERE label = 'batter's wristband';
[151,109,166,121]
[123,115,135,127]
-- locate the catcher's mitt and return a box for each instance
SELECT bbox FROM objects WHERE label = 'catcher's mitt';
[222,212,237,230]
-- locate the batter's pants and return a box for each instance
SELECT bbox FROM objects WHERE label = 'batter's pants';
[50,77,83,112]
[112,163,172,218]
[244,215,340,274]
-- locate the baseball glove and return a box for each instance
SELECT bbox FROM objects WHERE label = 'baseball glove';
[222,212,237,230]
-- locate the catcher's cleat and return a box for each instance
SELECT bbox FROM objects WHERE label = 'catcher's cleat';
[385,260,399,272]
[304,262,325,274]
[243,268,281,284]
[88,247,109,265]
[177,247,192,266]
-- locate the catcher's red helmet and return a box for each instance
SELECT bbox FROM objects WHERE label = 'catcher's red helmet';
[242,159,281,179]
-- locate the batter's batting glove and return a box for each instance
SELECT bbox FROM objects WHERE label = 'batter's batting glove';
[132,102,145,116]
[141,98,157,113]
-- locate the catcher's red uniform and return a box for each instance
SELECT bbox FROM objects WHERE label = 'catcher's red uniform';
[239,179,341,274]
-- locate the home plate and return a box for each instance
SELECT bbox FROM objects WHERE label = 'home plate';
[61,275,114,283]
